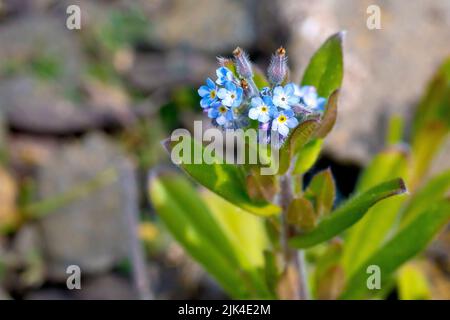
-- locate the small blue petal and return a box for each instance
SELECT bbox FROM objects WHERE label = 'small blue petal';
[198,85,210,97]
[206,78,215,89]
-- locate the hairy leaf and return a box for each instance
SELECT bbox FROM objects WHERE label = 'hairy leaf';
[163,136,280,216]
[289,178,407,249]
[301,32,345,99]
[278,119,321,175]
[342,149,409,276]
[148,171,249,297]
[293,138,323,175]
[341,201,450,299]
[315,90,339,138]
[287,197,317,231]
[305,168,336,218]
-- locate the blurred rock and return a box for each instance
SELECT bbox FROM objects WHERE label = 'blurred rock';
[8,135,59,175]
[36,133,133,281]
[0,287,9,300]
[125,50,216,93]
[280,0,450,168]
[72,274,136,300]
[148,0,255,52]
[0,106,5,155]
[149,243,226,299]
[0,0,54,18]
[0,76,135,134]
[82,79,136,128]
[0,76,93,134]
[0,13,84,87]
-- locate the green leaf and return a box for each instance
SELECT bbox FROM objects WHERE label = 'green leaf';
[278,119,321,175]
[202,190,274,298]
[253,66,270,89]
[313,240,344,299]
[148,171,250,298]
[314,90,339,138]
[263,250,280,295]
[409,122,448,189]
[342,149,409,276]
[163,136,280,216]
[301,32,345,98]
[340,200,450,299]
[386,114,404,145]
[245,168,279,202]
[412,57,450,138]
[410,57,450,188]
[201,190,269,269]
[289,178,407,249]
[305,168,336,218]
[293,139,323,175]
[397,263,431,300]
[401,169,450,227]
[287,197,317,231]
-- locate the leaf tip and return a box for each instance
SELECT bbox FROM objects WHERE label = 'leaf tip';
[337,30,347,41]
[397,178,408,195]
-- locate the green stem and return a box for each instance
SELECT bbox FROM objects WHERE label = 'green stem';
[279,173,309,300]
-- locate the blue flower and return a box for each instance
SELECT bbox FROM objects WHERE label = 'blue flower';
[297,86,327,112]
[216,67,234,86]
[271,109,298,137]
[208,104,234,126]
[260,87,271,96]
[249,96,276,123]
[217,82,243,108]
[272,84,300,109]
[198,78,218,108]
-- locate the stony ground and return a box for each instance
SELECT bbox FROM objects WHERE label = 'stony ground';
[0,0,448,299]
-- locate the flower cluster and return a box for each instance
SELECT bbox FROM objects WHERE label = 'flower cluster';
[198,47,327,144]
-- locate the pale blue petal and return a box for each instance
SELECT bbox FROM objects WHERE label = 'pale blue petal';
[259,113,270,123]
[317,97,327,111]
[285,83,295,96]
[278,124,289,137]
[216,115,227,125]
[200,97,210,108]
[249,108,259,120]
[251,97,263,107]
[208,108,218,118]
[198,85,210,97]
[225,81,235,92]
[287,117,299,128]
[217,88,228,99]
[273,86,283,96]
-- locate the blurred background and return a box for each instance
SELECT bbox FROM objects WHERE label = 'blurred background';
[0,0,448,299]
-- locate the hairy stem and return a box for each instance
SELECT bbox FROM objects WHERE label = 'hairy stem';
[279,174,309,300]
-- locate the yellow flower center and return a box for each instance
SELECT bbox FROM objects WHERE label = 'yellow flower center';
[278,115,287,123]
[230,94,236,99]
[261,106,268,112]
[210,90,216,99]
[219,106,227,113]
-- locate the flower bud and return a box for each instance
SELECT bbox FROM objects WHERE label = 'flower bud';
[217,56,233,69]
[233,47,253,79]
[268,46,288,85]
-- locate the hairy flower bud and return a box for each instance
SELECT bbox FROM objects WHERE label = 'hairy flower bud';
[268,46,288,85]
[217,56,233,69]
[233,47,253,79]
